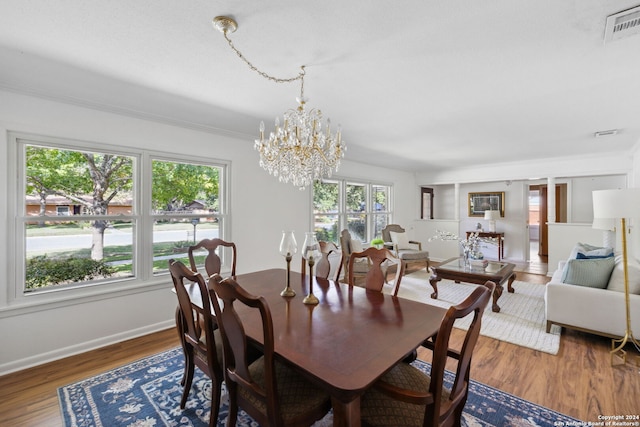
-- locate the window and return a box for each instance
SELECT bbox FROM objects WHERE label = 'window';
[56,206,71,216]
[151,158,226,275]
[421,187,433,219]
[313,179,392,244]
[11,133,229,298]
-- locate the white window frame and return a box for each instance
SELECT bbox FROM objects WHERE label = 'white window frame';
[312,178,393,244]
[56,206,70,216]
[6,132,230,310]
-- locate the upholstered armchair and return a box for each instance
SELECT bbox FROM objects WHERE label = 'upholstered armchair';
[381,224,430,273]
[340,229,371,284]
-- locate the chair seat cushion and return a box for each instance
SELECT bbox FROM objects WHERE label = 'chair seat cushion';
[194,328,224,366]
[361,362,451,427]
[240,357,330,422]
[398,250,429,261]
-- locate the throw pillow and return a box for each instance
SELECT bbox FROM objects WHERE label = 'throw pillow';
[607,256,640,295]
[561,257,615,289]
[390,231,412,250]
[569,242,614,259]
[576,252,614,259]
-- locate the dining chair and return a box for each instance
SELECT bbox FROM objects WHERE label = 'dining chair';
[359,282,495,427]
[381,224,430,274]
[169,259,224,427]
[340,229,370,283]
[208,274,332,427]
[301,240,342,280]
[348,247,404,296]
[188,238,237,278]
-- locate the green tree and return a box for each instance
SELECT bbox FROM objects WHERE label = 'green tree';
[313,181,338,213]
[346,184,366,211]
[26,146,133,260]
[151,161,219,212]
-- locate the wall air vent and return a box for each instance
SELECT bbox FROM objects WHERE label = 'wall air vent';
[594,129,618,138]
[604,5,640,43]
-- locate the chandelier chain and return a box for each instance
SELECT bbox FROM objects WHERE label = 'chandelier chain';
[214,15,344,189]
[223,31,304,85]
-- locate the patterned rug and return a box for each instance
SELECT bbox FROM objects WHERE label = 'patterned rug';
[394,270,561,354]
[58,347,581,427]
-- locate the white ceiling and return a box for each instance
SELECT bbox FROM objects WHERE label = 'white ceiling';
[1,1,640,173]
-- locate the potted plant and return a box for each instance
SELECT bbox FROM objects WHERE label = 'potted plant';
[371,238,385,249]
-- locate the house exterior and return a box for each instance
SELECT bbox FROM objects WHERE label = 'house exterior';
[25,195,133,217]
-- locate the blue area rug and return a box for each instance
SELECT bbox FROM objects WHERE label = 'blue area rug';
[58,347,582,426]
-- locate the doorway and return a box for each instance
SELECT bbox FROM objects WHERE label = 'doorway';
[528,183,567,261]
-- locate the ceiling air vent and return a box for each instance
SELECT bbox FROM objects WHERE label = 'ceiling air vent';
[604,5,640,43]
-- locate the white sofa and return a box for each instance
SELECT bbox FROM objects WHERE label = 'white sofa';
[545,255,640,338]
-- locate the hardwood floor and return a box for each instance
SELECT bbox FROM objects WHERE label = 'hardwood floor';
[417,270,640,423]
[1,271,638,426]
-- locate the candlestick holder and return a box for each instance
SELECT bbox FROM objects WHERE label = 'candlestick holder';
[302,232,321,305]
[279,231,297,297]
[302,256,319,305]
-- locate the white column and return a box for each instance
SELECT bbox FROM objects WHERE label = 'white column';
[454,183,460,221]
[547,177,556,224]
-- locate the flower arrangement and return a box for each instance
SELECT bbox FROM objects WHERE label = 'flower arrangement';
[429,230,498,263]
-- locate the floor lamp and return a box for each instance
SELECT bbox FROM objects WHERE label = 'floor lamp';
[592,188,640,366]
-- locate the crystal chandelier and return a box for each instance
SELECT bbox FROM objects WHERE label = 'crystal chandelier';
[213,16,346,189]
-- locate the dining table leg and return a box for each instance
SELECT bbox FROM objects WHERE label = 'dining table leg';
[331,396,361,427]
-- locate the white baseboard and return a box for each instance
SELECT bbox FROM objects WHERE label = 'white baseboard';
[0,320,175,376]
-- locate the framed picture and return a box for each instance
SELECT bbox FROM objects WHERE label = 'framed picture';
[468,192,505,217]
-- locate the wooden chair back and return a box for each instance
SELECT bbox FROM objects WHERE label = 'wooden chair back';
[348,247,404,296]
[381,223,405,243]
[340,229,369,283]
[363,281,494,427]
[301,240,342,280]
[169,259,223,426]
[425,282,494,425]
[209,274,330,426]
[188,238,237,278]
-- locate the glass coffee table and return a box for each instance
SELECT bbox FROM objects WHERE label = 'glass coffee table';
[429,257,517,312]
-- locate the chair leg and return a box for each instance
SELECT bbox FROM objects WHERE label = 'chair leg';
[180,353,195,409]
[175,307,188,386]
[209,380,222,427]
[226,383,238,427]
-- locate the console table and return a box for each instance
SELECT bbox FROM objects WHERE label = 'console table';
[466,231,505,261]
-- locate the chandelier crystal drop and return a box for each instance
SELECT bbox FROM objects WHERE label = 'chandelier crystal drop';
[255,69,345,190]
[213,16,346,190]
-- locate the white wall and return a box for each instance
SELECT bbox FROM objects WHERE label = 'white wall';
[0,90,417,374]
[1,89,638,374]
[547,223,607,272]
[569,175,629,223]
[412,219,460,262]
[415,175,631,264]
[416,154,634,185]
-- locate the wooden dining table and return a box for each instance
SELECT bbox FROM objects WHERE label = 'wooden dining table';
[179,268,447,427]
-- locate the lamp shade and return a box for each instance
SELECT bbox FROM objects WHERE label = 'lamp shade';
[592,189,640,219]
[484,210,501,220]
